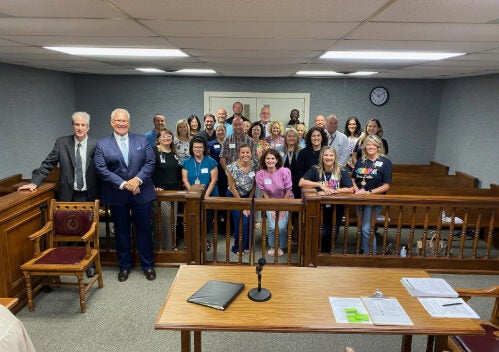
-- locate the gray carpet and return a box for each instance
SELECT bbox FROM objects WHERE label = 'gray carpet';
[16,266,497,352]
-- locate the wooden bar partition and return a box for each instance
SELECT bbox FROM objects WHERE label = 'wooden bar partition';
[0,183,55,313]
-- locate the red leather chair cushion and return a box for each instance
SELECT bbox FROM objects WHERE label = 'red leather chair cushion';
[34,247,86,265]
[452,323,499,352]
[53,210,94,236]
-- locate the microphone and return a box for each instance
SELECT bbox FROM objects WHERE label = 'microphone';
[256,257,266,275]
[248,257,271,302]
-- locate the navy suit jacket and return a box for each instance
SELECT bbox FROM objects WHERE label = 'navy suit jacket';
[94,133,156,206]
[31,135,99,201]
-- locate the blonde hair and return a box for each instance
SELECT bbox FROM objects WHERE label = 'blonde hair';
[175,119,190,138]
[361,135,386,161]
[282,128,302,154]
[316,146,341,181]
[269,120,284,136]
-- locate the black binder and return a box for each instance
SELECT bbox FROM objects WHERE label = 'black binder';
[187,280,245,311]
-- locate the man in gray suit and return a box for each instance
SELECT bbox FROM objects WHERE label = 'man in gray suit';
[18,111,99,202]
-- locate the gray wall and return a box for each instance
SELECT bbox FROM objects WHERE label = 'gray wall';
[73,75,443,165]
[1,62,496,188]
[0,63,75,180]
[435,74,499,187]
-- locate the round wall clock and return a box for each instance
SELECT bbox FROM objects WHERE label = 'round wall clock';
[369,86,389,106]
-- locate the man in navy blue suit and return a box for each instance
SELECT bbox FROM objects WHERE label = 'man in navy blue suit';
[94,108,156,282]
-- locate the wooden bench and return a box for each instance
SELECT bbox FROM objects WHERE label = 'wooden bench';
[392,161,449,175]
[391,171,479,188]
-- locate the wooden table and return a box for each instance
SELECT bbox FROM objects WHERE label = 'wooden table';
[155,265,484,352]
[0,297,19,311]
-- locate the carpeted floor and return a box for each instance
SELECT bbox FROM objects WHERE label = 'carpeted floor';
[15,266,497,352]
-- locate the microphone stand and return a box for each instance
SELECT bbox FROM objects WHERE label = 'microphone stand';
[248,258,271,302]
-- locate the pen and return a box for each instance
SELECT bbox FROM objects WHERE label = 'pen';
[442,302,462,307]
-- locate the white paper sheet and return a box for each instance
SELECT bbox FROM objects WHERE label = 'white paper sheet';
[417,297,480,318]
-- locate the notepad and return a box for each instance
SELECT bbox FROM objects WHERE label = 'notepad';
[401,278,458,297]
[187,280,245,311]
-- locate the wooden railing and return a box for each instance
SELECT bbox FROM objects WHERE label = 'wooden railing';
[303,193,498,273]
[114,186,499,273]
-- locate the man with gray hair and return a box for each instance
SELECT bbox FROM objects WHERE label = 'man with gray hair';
[18,111,99,202]
[326,114,349,166]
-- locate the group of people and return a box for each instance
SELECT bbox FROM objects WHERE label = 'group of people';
[19,102,392,282]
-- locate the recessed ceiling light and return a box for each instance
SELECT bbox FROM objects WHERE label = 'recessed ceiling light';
[135,68,166,73]
[176,69,217,74]
[44,47,188,57]
[320,51,465,60]
[295,71,378,76]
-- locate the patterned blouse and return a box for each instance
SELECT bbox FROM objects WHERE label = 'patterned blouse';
[226,160,258,196]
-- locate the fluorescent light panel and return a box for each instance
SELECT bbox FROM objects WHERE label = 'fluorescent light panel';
[135,68,166,73]
[321,51,465,60]
[176,69,216,74]
[296,71,377,76]
[44,47,188,57]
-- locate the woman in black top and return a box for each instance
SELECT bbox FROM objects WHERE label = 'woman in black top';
[152,128,181,250]
[295,126,328,180]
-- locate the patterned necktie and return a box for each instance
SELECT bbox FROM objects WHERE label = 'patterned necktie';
[120,137,128,166]
[75,143,84,190]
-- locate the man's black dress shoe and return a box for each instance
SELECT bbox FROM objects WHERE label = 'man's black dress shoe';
[118,269,129,282]
[143,269,156,281]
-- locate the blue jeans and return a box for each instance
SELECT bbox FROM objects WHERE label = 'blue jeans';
[266,210,288,249]
[226,190,251,252]
[357,205,382,254]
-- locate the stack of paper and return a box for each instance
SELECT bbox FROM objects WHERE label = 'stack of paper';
[401,278,480,319]
[401,278,458,297]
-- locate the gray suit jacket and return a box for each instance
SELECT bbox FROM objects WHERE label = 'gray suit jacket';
[31,135,99,201]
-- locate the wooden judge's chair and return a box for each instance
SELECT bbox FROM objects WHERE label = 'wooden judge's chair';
[20,199,104,313]
[434,285,499,352]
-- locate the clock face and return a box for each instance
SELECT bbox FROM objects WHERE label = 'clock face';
[370,87,389,106]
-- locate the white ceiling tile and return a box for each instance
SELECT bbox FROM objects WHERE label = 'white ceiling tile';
[0,18,154,36]
[348,23,499,42]
[111,0,387,21]
[374,0,499,23]
[142,20,357,39]
[0,0,125,18]
[169,38,334,51]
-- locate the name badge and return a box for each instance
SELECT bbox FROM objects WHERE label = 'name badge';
[264,178,272,185]
[229,143,236,149]
[214,144,220,149]
[375,161,383,167]
[248,171,255,178]
[201,168,209,174]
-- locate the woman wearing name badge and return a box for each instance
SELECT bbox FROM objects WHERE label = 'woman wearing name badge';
[299,146,354,252]
[226,144,257,255]
[264,121,285,152]
[181,137,219,246]
[152,128,181,250]
[352,135,392,254]
[208,124,227,199]
[256,149,293,257]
